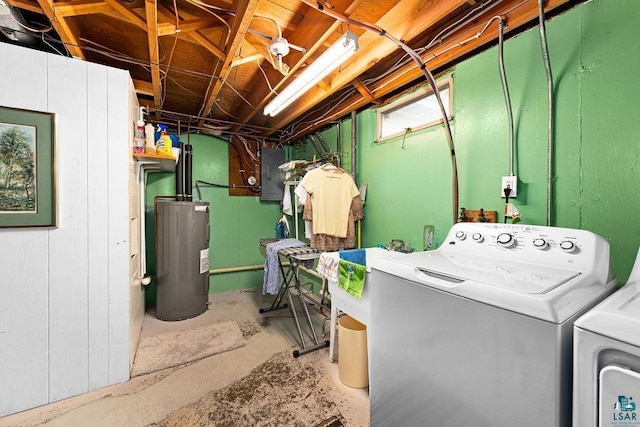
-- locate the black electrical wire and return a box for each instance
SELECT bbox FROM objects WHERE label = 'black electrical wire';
[195,180,259,200]
[228,135,259,189]
[503,186,512,223]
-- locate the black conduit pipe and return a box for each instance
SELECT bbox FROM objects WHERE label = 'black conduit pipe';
[185,144,193,202]
[175,141,185,201]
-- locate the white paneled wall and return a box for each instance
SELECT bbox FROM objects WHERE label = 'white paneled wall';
[0,43,136,416]
[126,74,145,377]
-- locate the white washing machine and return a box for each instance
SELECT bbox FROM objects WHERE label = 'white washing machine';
[369,223,617,427]
[573,248,640,427]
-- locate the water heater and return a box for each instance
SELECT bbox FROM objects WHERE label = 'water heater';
[156,200,210,321]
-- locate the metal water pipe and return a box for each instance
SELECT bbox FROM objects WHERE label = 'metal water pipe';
[351,110,357,180]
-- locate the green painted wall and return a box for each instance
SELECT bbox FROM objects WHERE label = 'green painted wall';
[144,134,282,305]
[144,0,640,306]
[353,0,639,283]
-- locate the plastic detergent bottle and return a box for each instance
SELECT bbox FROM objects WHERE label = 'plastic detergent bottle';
[145,122,155,154]
[156,124,173,156]
[134,120,145,153]
[133,106,145,154]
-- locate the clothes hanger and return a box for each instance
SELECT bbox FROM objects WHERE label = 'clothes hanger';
[321,163,345,174]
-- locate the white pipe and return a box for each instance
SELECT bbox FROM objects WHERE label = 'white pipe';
[209,262,292,274]
[209,264,265,274]
[136,161,162,279]
[298,263,323,280]
[284,179,300,240]
[351,110,357,181]
[209,262,324,281]
[293,185,299,240]
[208,261,327,294]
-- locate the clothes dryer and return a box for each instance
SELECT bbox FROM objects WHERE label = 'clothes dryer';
[573,248,640,427]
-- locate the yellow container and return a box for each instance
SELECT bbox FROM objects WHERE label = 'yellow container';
[156,133,173,156]
[338,315,368,388]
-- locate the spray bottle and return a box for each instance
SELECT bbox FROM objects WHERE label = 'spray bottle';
[133,107,145,154]
[156,124,173,156]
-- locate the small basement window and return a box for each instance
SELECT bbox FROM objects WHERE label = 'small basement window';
[376,77,453,142]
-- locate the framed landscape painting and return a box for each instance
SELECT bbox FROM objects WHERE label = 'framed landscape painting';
[0,106,56,228]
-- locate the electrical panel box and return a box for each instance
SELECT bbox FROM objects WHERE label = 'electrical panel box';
[260,147,285,201]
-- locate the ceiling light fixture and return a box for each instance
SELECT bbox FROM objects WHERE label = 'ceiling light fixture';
[268,36,305,75]
[263,31,358,117]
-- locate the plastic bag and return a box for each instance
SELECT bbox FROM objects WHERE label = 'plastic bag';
[275,215,290,239]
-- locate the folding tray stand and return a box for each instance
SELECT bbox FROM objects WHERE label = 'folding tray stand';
[260,238,329,357]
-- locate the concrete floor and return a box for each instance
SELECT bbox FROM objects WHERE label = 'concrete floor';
[0,289,370,427]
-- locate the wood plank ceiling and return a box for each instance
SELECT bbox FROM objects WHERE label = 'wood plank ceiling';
[3,0,580,143]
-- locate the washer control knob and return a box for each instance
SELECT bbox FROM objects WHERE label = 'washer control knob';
[472,233,484,243]
[455,231,466,240]
[532,238,548,250]
[497,233,516,248]
[559,240,577,253]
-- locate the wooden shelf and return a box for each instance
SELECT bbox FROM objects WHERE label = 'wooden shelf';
[133,150,176,172]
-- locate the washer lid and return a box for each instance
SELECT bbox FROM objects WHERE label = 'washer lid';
[372,250,615,323]
[575,281,640,347]
[394,251,581,294]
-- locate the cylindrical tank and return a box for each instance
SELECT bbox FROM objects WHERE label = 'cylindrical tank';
[156,200,210,321]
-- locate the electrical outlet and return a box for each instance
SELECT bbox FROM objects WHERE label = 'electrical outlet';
[501,176,517,198]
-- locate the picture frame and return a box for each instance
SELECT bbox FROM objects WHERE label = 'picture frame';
[0,106,56,228]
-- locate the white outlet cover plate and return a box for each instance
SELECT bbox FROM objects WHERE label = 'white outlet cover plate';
[501,176,517,198]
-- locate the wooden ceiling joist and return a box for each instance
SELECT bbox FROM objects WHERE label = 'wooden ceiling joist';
[233,0,359,129]
[144,0,162,107]
[132,79,154,97]
[3,0,583,140]
[269,0,471,131]
[35,0,84,58]
[198,0,260,124]
[188,31,226,60]
[155,4,226,59]
[230,52,264,68]
[158,17,222,35]
[352,77,376,103]
[288,0,573,138]
[53,0,112,17]
[104,0,147,31]
[5,0,43,14]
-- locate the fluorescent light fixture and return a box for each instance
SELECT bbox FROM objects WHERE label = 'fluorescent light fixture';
[263,31,358,117]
